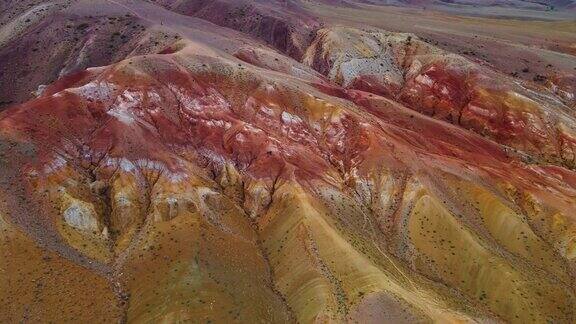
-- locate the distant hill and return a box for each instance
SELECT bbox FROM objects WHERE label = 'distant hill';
[334,0,576,10]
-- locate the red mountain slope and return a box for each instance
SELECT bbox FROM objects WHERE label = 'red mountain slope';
[0,0,575,323]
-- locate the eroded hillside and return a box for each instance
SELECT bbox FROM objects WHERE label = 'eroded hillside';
[0,0,575,323]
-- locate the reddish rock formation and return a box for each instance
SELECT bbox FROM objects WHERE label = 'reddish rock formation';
[0,0,575,323]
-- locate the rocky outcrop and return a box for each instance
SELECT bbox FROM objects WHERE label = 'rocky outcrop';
[304,26,576,169]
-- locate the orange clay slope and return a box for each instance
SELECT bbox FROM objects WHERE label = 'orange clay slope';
[1,1,576,323]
